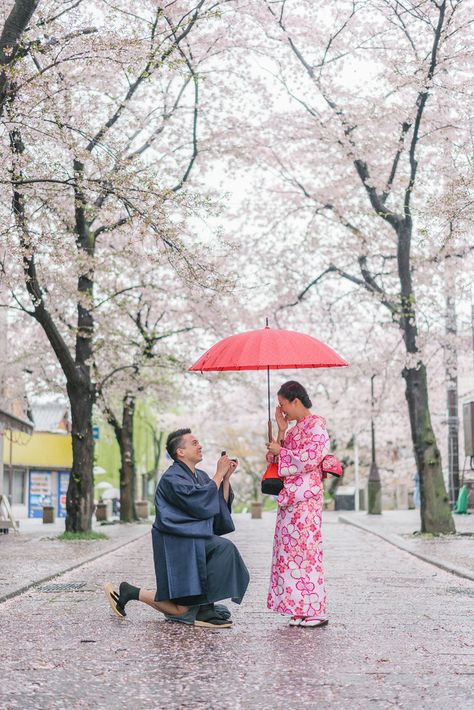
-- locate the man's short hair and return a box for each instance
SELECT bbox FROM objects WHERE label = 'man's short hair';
[166,428,191,461]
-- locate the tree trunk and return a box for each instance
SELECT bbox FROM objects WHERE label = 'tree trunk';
[0,0,41,116]
[118,395,138,522]
[65,382,95,532]
[396,217,454,534]
[402,363,454,533]
[11,140,96,532]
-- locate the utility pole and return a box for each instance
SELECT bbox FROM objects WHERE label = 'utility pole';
[354,435,360,512]
[368,374,382,515]
[445,287,460,505]
[0,289,7,497]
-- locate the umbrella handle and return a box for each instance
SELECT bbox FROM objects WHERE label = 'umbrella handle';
[267,365,272,442]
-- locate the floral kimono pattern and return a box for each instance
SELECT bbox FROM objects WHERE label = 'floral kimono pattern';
[267,414,330,618]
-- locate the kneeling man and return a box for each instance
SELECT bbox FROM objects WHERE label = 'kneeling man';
[105,428,249,628]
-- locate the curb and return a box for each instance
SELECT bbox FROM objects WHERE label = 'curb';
[338,515,474,583]
[0,527,150,605]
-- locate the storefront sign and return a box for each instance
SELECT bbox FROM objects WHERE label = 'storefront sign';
[28,471,52,518]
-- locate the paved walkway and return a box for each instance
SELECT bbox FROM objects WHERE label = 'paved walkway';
[0,518,149,602]
[1,511,473,709]
[338,509,474,580]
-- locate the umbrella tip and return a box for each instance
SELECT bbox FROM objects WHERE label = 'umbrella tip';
[265,317,269,328]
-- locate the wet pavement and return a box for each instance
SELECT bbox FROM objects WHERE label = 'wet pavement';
[338,510,474,581]
[1,511,473,709]
[0,518,149,602]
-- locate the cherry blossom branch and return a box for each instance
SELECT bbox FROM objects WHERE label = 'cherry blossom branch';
[0,257,34,316]
[124,74,194,160]
[18,27,98,59]
[164,18,200,192]
[9,129,79,385]
[382,121,411,203]
[85,1,207,154]
[92,286,145,311]
[96,364,140,395]
[276,261,399,322]
[266,2,402,229]
[405,0,447,217]
[93,216,131,239]
[35,1,84,28]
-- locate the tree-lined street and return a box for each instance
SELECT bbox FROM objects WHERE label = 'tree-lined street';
[2,0,474,537]
[1,3,474,706]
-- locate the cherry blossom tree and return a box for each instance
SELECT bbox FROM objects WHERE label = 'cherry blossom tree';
[93,265,225,522]
[0,0,231,531]
[222,0,474,533]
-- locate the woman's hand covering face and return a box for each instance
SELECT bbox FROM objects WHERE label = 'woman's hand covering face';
[275,405,288,431]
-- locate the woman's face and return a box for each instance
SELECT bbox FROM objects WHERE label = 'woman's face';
[278,394,299,421]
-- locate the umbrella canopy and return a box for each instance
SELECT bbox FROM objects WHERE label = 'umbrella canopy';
[189,326,348,372]
[189,324,348,440]
[95,481,113,490]
[101,487,120,499]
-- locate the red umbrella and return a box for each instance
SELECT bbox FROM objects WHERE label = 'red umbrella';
[189,322,348,439]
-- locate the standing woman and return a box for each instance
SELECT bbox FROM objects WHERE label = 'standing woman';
[266,380,330,627]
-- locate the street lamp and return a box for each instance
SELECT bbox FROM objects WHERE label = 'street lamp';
[368,374,382,515]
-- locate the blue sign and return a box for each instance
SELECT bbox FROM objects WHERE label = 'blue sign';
[29,471,52,518]
[92,426,100,441]
[58,472,69,518]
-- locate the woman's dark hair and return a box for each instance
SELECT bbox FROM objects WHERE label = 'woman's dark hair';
[166,428,191,461]
[277,381,312,408]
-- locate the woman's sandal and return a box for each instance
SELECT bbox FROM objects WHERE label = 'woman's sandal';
[289,616,304,626]
[299,617,328,628]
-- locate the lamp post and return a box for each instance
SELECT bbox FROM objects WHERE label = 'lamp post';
[368,374,382,515]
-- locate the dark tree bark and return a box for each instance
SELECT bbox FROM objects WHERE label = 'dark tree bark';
[396,216,454,533]
[0,0,40,115]
[118,394,137,522]
[106,394,138,523]
[61,159,96,532]
[66,382,95,531]
[142,428,165,499]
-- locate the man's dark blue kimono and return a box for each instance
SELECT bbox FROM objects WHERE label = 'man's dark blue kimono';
[152,460,249,606]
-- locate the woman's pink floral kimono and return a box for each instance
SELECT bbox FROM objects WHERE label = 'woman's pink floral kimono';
[267,414,330,618]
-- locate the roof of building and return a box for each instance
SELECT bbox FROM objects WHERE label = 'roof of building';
[29,401,70,433]
[0,408,33,434]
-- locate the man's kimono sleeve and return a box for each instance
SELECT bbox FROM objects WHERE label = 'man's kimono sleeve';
[213,484,235,536]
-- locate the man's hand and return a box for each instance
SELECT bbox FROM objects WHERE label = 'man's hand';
[224,459,238,478]
[266,439,281,456]
[216,453,232,478]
